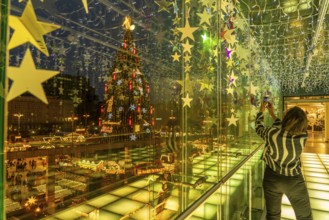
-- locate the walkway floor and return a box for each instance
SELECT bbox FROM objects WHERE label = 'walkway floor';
[281,131,329,219]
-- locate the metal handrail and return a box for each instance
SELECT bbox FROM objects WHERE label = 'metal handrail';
[175,143,264,220]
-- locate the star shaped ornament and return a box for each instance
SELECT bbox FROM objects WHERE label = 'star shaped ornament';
[155,0,171,13]
[182,93,193,108]
[223,29,237,45]
[130,134,137,141]
[8,0,61,56]
[7,49,59,104]
[197,9,213,25]
[226,87,234,95]
[182,39,193,54]
[227,114,239,126]
[82,0,89,13]
[172,52,181,62]
[177,19,198,41]
[229,71,238,87]
[246,82,258,96]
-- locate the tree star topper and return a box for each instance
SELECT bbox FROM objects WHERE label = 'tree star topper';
[8,0,61,56]
[7,49,59,104]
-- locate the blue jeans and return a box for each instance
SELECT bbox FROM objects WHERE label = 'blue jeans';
[263,166,312,220]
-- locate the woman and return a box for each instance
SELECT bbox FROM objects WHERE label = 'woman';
[255,101,312,220]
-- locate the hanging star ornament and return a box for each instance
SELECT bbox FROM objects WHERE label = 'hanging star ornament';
[182,93,193,108]
[172,52,181,62]
[182,39,193,54]
[7,49,59,104]
[155,0,172,13]
[197,9,213,26]
[177,18,198,42]
[82,0,89,13]
[227,114,239,126]
[229,71,238,87]
[8,0,60,56]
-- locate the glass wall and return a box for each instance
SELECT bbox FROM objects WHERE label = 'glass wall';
[2,1,281,219]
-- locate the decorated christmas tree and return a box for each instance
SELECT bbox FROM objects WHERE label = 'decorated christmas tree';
[101,17,153,137]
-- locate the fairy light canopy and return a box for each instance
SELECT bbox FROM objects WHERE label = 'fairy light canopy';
[7,0,329,99]
[240,0,329,95]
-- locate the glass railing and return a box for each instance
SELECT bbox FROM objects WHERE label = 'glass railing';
[32,143,265,220]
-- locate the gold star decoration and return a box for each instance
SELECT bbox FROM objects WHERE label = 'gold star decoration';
[7,49,59,104]
[8,0,61,56]
[213,47,219,58]
[245,82,258,96]
[177,73,194,95]
[226,59,234,67]
[82,0,89,13]
[177,18,198,41]
[182,39,193,54]
[233,16,245,30]
[220,0,231,11]
[199,82,211,91]
[229,71,238,87]
[172,15,181,26]
[201,0,215,8]
[172,52,181,62]
[197,9,213,26]
[182,93,193,108]
[155,0,171,13]
[227,114,239,126]
[185,63,191,72]
[226,87,234,95]
[223,29,237,45]
[184,54,192,62]
[236,45,250,61]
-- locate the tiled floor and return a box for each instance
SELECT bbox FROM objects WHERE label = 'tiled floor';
[281,131,329,220]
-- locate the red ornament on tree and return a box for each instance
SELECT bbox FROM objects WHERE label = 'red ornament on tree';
[128,116,132,126]
[137,103,141,113]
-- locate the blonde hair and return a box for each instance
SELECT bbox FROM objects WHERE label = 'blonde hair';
[281,106,308,135]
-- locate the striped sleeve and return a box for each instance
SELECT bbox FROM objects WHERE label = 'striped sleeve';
[255,112,281,140]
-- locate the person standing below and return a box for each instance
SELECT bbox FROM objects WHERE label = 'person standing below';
[255,101,312,220]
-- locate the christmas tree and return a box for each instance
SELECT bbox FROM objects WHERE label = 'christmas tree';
[101,17,153,137]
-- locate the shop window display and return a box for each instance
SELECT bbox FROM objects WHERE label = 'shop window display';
[1,1,284,219]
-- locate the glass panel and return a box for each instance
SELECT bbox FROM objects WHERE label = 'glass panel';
[3,0,283,219]
[188,149,264,220]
